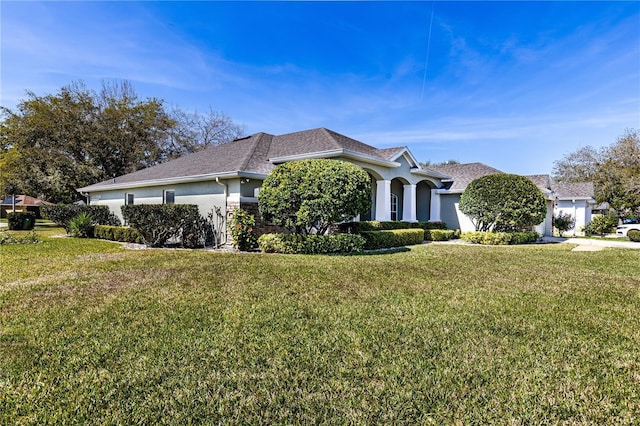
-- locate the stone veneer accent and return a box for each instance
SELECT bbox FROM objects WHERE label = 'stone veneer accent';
[225,200,288,247]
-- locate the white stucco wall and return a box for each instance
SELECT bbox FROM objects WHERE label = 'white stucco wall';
[554,199,592,236]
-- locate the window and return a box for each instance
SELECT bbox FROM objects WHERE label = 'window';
[125,193,134,205]
[390,193,398,221]
[163,190,175,204]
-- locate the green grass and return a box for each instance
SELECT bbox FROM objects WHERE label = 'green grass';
[1,230,639,424]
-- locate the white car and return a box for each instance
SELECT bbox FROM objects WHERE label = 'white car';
[616,218,640,237]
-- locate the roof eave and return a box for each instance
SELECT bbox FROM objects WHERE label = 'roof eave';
[555,196,597,202]
[77,171,268,193]
[434,188,464,194]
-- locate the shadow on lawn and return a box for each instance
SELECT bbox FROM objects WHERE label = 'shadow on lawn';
[340,247,411,256]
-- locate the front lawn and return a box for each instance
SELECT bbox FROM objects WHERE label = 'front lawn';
[1,233,639,423]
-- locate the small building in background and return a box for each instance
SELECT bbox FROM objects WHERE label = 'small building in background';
[0,195,53,219]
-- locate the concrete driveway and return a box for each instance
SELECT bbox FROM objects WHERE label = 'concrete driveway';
[542,236,640,250]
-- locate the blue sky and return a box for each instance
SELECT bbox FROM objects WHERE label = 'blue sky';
[2,1,639,175]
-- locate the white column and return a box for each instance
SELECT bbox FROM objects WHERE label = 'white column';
[430,189,441,222]
[375,180,391,221]
[402,184,417,222]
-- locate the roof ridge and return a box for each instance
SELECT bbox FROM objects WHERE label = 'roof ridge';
[319,128,343,150]
[236,132,268,171]
[321,128,382,154]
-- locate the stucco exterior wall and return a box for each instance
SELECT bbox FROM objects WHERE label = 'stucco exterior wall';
[536,200,555,237]
[439,193,474,232]
[89,180,227,222]
[416,181,433,222]
[555,199,592,236]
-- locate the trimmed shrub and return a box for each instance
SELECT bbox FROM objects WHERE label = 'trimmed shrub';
[552,212,575,236]
[230,209,258,251]
[42,204,120,231]
[460,174,546,232]
[461,231,539,245]
[7,211,36,230]
[628,230,640,242]
[259,159,371,235]
[510,231,541,245]
[360,229,424,250]
[424,229,458,241]
[339,220,447,233]
[583,215,618,236]
[121,204,209,248]
[94,225,143,244]
[68,213,94,238]
[257,233,365,254]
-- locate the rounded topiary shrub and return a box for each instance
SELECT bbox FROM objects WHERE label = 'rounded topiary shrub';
[628,230,640,242]
[459,174,546,232]
[258,159,371,235]
[7,212,36,230]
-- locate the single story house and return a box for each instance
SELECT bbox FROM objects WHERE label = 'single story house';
[0,194,53,219]
[78,128,596,239]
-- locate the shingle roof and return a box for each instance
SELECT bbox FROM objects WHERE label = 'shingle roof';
[526,174,551,190]
[373,147,408,161]
[78,128,427,192]
[429,162,504,191]
[81,132,274,190]
[551,181,595,199]
[266,128,399,159]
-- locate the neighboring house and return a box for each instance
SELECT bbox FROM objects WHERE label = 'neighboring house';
[550,182,597,236]
[0,195,53,219]
[77,128,596,238]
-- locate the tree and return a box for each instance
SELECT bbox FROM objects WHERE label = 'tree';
[420,159,460,168]
[552,129,640,218]
[0,80,245,202]
[459,174,547,232]
[165,107,245,159]
[258,159,371,235]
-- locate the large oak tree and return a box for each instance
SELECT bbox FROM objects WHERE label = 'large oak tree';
[0,80,244,203]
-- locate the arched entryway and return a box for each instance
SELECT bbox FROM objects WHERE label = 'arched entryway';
[416,180,435,221]
[390,178,408,221]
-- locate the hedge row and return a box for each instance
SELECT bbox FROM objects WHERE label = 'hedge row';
[424,229,459,241]
[461,231,540,245]
[629,230,640,242]
[121,204,213,248]
[42,204,121,231]
[339,220,447,233]
[360,229,425,250]
[257,233,365,254]
[6,212,36,230]
[94,225,143,244]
